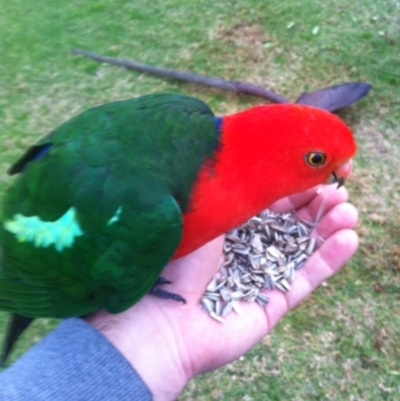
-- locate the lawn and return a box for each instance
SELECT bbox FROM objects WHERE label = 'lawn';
[1,0,399,399]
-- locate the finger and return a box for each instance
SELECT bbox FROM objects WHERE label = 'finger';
[311,202,358,241]
[263,228,359,329]
[270,186,321,213]
[292,228,359,300]
[295,185,349,223]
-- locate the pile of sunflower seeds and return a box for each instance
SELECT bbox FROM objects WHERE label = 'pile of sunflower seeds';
[200,210,317,322]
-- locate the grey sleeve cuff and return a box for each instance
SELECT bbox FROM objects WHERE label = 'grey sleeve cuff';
[0,318,153,401]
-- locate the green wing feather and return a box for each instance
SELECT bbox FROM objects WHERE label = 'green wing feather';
[0,93,220,318]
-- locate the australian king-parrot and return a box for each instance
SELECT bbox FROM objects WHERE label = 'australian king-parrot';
[0,93,356,363]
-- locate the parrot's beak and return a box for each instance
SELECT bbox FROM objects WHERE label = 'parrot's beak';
[328,159,353,188]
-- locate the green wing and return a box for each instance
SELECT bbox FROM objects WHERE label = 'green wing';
[0,93,220,317]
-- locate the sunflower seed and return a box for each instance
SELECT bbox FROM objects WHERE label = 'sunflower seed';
[221,301,234,317]
[220,288,233,302]
[201,298,214,314]
[232,301,243,315]
[251,234,264,253]
[203,292,220,301]
[200,208,317,320]
[276,278,291,292]
[306,237,317,255]
[214,299,222,315]
[256,293,270,307]
[209,311,225,323]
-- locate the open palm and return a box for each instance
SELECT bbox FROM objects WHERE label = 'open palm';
[87,185,358,401]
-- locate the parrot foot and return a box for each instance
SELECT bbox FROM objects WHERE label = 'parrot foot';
[150,277,186,304]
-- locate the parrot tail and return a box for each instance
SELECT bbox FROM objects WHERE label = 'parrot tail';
[1,314,34,367]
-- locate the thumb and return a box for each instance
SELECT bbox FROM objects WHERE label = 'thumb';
[160,236,225,301]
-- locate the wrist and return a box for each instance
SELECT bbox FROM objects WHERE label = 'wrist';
[85,305,191,401]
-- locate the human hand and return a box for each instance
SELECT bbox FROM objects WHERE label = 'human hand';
[86,185,358,401]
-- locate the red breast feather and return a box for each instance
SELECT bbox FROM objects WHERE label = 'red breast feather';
[173,104,356,259]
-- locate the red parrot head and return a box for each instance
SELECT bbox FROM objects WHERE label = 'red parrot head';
[217,104,357,208]
[175,103,357,258]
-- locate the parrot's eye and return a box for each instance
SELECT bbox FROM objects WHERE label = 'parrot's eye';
[306,152,326,167]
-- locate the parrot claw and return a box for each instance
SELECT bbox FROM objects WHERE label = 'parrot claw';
[149,287,186,303]
[150,277,186,304]
[154,277,172,285]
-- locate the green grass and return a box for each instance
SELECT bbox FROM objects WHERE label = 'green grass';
[1,0,400,399]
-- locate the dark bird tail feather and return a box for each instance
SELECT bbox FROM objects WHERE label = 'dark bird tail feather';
[1,314,34,367]
[72,49,371,112]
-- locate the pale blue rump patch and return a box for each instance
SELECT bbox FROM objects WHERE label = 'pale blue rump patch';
[4,207,84,252]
